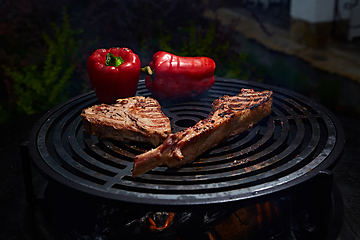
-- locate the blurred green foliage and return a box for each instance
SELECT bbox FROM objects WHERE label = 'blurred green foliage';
[1,8,82,120]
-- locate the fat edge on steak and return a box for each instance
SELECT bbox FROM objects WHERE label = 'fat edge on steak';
[133,89,273,178]
[81,96,171,147]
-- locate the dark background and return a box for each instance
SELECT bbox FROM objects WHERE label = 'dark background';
[1,1,360,239]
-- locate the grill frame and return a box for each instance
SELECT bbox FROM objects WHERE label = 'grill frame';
[28,78,345,209]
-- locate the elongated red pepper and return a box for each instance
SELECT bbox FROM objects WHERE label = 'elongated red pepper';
[87,47,141,104]
[142,51,216,99]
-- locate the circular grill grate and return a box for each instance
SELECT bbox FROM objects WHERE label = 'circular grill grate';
[29,78,345,207]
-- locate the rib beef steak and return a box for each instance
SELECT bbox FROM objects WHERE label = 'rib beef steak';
[133,89,273,177]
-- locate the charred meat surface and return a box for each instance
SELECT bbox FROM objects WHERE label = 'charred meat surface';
[133,89,273,177]
[81,96,171,146]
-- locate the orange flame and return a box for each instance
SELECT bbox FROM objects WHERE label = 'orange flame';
[147,212,175,231]
[214,201,280,239]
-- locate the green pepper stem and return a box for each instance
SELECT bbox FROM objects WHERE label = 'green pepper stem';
[105,53,124,67]
[141,66,153,75]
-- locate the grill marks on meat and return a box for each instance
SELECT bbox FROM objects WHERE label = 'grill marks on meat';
[132,89,273,178]
[81,96,171,146]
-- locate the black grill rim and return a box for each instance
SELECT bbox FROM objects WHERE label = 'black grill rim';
[28,78,345,209]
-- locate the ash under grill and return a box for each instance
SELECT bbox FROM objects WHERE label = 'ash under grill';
[28,78,345,208]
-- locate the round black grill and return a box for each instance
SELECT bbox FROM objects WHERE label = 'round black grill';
[29,78,345,207]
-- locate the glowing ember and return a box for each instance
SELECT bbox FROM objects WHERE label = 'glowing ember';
[147,212,175,231]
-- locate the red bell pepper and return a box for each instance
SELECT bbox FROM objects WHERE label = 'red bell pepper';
[87,47,141,104]
[142,51,216,99]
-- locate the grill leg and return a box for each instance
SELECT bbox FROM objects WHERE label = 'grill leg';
[292,169,334,239]
[315,170,334,239]
[20,141,37,205]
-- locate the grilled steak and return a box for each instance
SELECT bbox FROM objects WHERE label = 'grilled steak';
[81,96,171,146]
[133,89,273,177]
